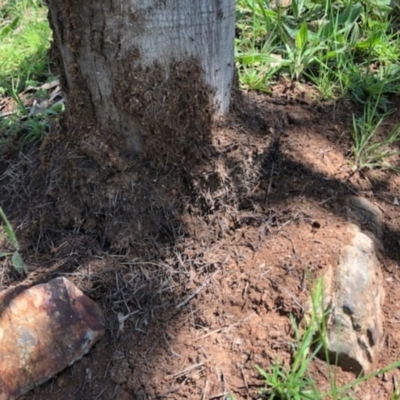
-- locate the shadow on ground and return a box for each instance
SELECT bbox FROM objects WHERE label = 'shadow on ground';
[1,89,400,398]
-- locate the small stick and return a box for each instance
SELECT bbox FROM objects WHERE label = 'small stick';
[172,362,204,379]
[268,277,304,310]
[222,371,227,398]
[265,161,275,207]
[240,366,248,391]
[196,314,254,341]
[201,379,209,400]
[209,392,228,399]
[176,280,209,308]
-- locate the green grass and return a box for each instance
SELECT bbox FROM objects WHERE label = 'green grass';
[235,0,400,97]
[0,0,57,146]
[0,0,52,95]
[1,0,400,171]
[235,0,400,172]
[351,97,400,172]
[0,206,26,274]
[230,279,400,400]
[1,0,400,395]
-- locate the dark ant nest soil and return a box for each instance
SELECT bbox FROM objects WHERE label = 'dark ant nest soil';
[2,75,400,399]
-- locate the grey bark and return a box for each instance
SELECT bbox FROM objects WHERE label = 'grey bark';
[46,0,235,152]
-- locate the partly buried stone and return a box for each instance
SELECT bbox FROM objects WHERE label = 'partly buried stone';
[312,224,384,374]
[0,277,105,400]
[346,195,383,240]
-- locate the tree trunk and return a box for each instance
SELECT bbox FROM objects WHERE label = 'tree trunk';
[42,0,235,247]
[46,0,235,155]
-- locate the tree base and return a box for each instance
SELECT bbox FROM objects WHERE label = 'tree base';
[39,59,219,250]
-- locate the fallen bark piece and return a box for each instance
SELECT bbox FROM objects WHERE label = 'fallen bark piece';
[0,277,105,400]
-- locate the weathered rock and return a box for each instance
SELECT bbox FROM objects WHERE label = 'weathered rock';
[314,223,384,374]
[346,195,383,240]
[0,277,105,400]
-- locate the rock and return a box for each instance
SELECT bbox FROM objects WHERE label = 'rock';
[346,196,383,240]
[306,196,386,374]
[312,224,384,374]
[0,277,105,399]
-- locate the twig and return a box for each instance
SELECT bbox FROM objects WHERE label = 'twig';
[201,379,209,400]
[222,370,227,398]
[163,332,181,357]
[265,161,275,207]
[268,277,304,310]
[176,280,209,308]
[209,392,228,399]
[240,365,248,391]
[196,314,255,341]
[0,111,17,118]
[172,362,204,379]
[94,384,109,399]
[200,346,210,360]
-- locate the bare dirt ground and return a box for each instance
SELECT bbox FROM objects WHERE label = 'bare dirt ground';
[2,83,400,399]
